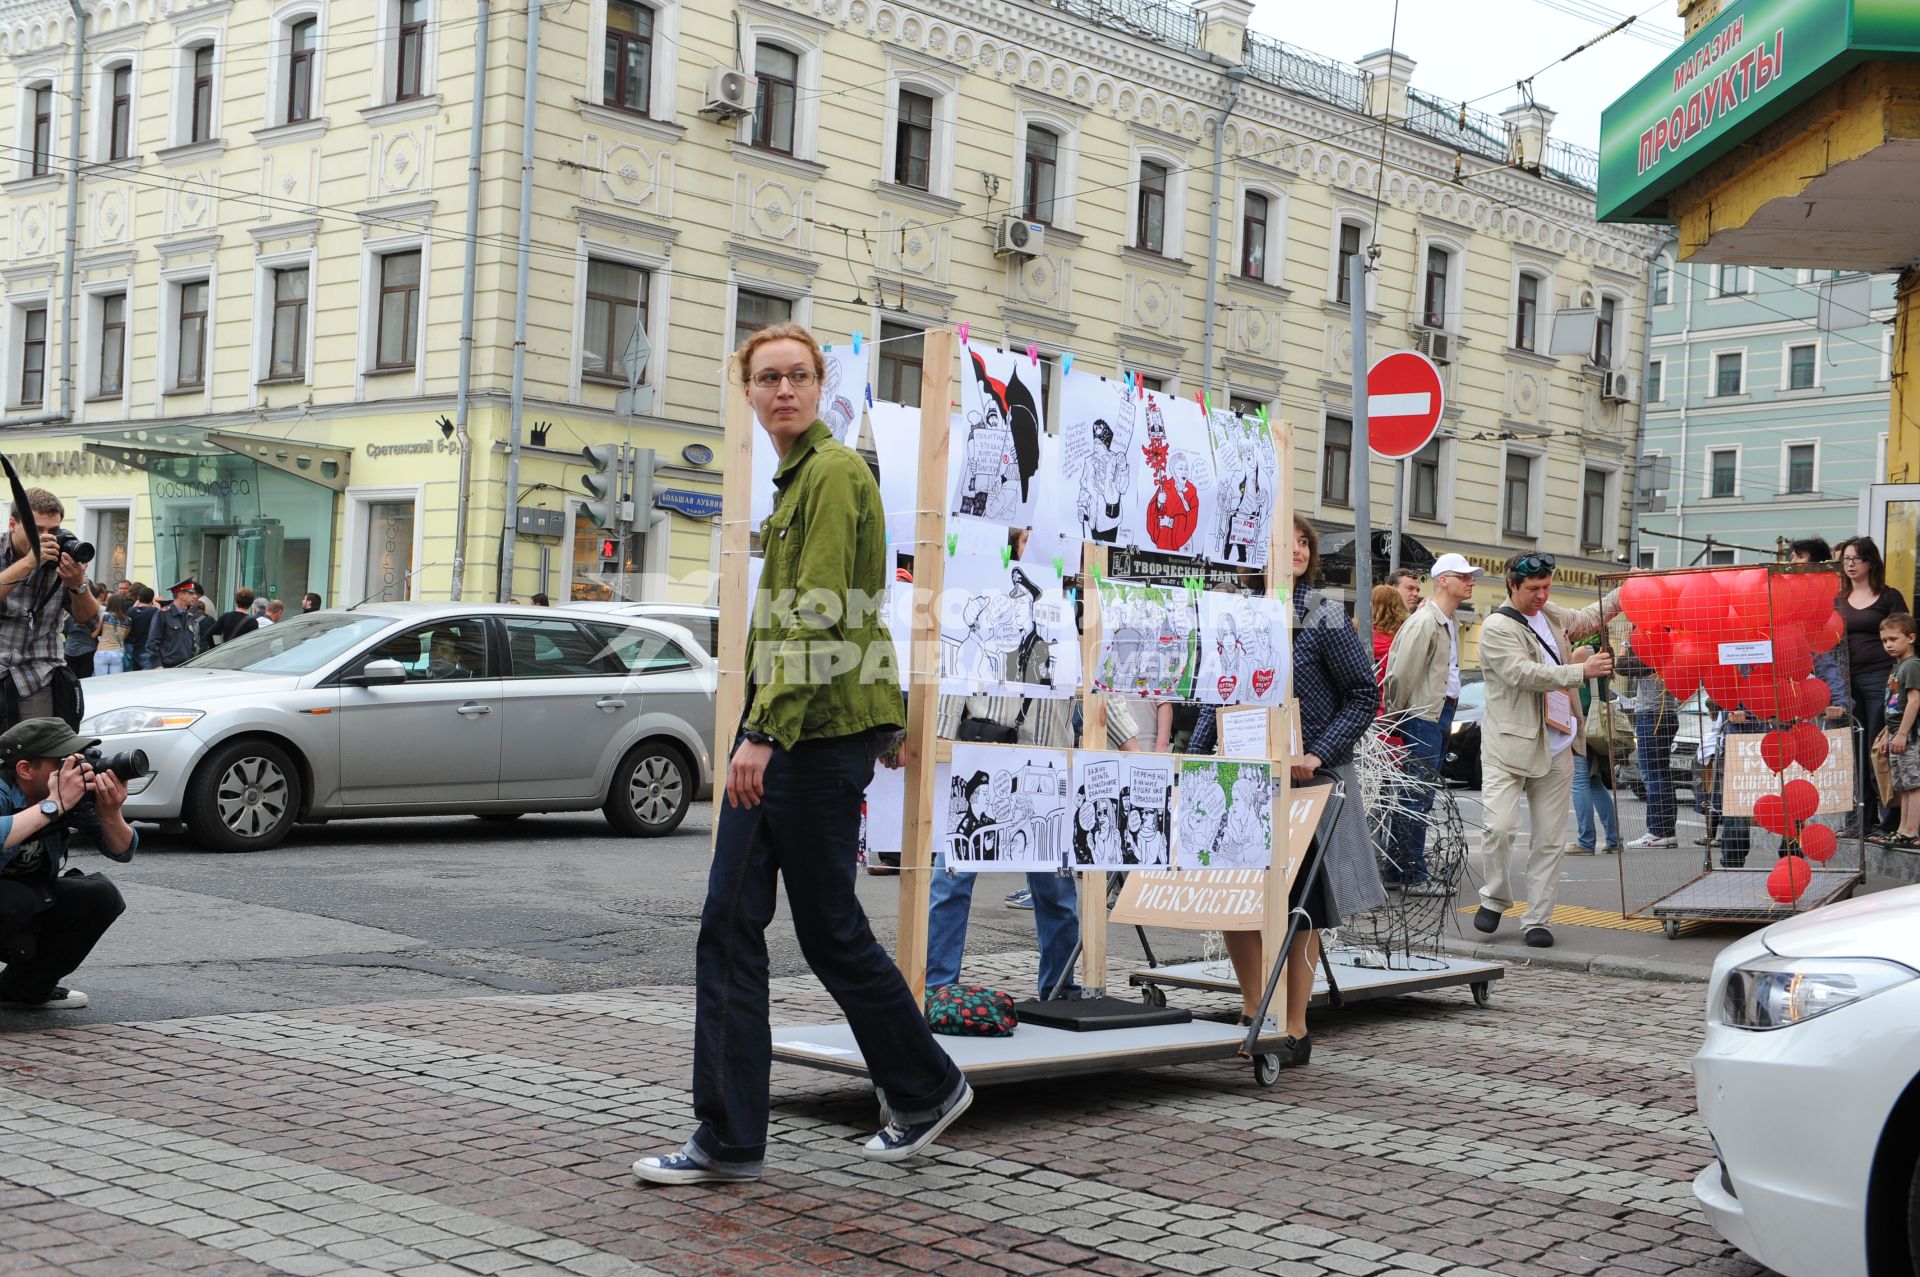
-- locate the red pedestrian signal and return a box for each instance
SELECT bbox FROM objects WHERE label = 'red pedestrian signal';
[599,538,619,561]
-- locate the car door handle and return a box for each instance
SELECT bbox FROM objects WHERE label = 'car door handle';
[595,698,627,712]
[455,703,492,716]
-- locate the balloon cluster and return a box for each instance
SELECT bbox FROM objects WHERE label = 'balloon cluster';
[1619,568,1843,906]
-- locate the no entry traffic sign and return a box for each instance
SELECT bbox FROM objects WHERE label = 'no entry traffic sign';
[1366,350,1445,459]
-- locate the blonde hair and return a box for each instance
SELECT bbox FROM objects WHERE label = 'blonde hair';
[734,322,825,391]
[1371,583,1409,635]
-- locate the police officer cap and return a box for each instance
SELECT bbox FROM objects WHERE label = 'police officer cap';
[0,717,98,765]
[168,578,201,595]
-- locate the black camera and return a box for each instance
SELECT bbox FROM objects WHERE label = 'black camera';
[82,747,147,782]
[53,528,94,565]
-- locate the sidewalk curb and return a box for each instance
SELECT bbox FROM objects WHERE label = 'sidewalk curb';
[1437,934,1709,984]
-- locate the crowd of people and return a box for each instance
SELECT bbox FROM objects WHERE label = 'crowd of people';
[60,579,319,677]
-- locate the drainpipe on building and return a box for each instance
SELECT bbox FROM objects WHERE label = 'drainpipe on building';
[499,0,543,601]
[1626,234,1675,570]
[1199,66,1244,406]
[448,0,490,603]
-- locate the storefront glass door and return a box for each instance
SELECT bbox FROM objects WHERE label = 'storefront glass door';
[1866,483,1920,604]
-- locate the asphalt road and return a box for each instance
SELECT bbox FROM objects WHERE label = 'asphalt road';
[2,805,1171,1030]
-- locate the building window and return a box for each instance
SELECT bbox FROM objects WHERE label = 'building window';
[1023,125,1058,224]
[1593,296,1616,368]
[893,89,932,191]
[1514,272,1540,351]
[1136,160,1168,254]
[1709,448,1737,498]
[1581,468,1609,550]
[1653,257,1671,306]
[30,85,52,175]
[1646,357,1664,403]
[1409,439,1441,522]
[752,45,798,154]
[1715,263,1748,296]
[375,251,420,370]
[876,320,923,407]
[1422,246,1451,328]
[269,267,309,380]
[603,0,653,116]
[1787,342,1817,390]
[1228,395,1262,418]
[1707,548,1736,566]
[1240,192,1268,281]
[1714,352,1743,397]
[1139,375,1165,393]
[18,308,47,405]
[108,65,132,159]
[190,44,215,143]
[176,281,209,389]
[1321,415,1352,507]
[1502,452,1534,538]
[1638,550,1656,570]
[1335,221,1363,303]
[97,293,126,397]
[395,0,428,102]
[1786,443,1816,495]
[733,288,792,348]
[287,19,318,123]
[582,258,649,384]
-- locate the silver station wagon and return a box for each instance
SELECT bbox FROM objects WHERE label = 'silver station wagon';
[79,603,716,852]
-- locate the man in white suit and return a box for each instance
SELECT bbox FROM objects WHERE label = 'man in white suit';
[1474,553,1614,948]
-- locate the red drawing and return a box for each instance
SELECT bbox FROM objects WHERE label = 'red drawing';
[1251,668,1275,699]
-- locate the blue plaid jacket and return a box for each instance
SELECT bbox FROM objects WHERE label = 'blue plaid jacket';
[1190,588,1378,766]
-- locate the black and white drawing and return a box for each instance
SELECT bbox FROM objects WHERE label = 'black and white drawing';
[1174,758,1275,870]
[944,743,1071,873]
[1127,393,1215,557]
[938,542,1080,697]
[1059,371,1135,546]
[1207,409,1277,568]
[1071,751,1175,867]
[1091,580,1198,700]
[1195,593,1290,706]
[948,344,1044,526]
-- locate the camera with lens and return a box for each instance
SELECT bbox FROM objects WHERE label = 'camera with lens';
[52,527,93,565]
[81,747,147,783]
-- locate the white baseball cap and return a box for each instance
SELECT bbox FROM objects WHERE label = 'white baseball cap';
[1429,553,1484,581]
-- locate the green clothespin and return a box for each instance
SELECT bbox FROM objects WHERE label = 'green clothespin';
[1256,405,1270,426]
[946,532,958,556]
[1092,563,1104,586]
[1052,553,1065,579]
[1000,544,1012,568]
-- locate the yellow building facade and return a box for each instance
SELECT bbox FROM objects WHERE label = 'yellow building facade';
[0,0,1655,611]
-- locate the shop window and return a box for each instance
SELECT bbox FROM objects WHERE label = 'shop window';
[732,288,792,349]
[270,267,310,381]
[583,258,649,384]
[1321,415,1351,508]
[603,0,654,116]
[86,506,131,585]
[876,320,923,407]
[17,307,46,406]
[360,500,416,603]
[751,45,798,154]
[375,250,421,370]
[97,293,126,398]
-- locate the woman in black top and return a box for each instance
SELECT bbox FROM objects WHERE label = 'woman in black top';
[1836,536,1907,833]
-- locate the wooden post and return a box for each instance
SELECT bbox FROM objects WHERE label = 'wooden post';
[1077,541,1110,996]
[896,329,956,1007]
[1258,419,1296,1033]
[711,356,757,853]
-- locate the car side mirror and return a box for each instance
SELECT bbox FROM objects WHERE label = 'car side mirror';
[345,658,409,687]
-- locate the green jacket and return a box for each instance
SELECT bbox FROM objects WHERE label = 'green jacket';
[744,420,903,749]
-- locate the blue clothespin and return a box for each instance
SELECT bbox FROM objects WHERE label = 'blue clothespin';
[851,330,863,354]
[1062,353,1074,376]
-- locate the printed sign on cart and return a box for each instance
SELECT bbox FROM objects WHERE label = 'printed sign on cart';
[1109,784,1332,930]
[1720,727,1853,817]
[944,742,1071,873]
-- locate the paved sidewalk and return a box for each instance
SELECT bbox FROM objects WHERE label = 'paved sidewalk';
[0,954,1756,1277]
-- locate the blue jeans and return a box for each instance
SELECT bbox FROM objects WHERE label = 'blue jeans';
[1635,708,1681,838]
[690,732,964,1171]
[92,650,123,677]
[1387,702,1454,883]
[926,854,1081,998]
[1571,752,1620,850]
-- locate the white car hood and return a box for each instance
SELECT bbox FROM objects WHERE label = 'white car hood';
[82,666,309,714]
[1763,882,1920,966]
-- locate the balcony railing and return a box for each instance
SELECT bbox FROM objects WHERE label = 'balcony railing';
[1241,33,1366,114]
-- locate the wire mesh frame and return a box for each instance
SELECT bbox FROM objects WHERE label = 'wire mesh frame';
[1597,563,1865,925]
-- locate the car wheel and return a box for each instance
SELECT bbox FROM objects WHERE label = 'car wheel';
[187,740,302,853]
[605,741,692,837]
[1908,1152,1920,1277]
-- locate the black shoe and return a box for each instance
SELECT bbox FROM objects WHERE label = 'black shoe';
[1275,1033,1312,1068]
[1524,926,1554,948]
[0,985,87,1009]
[1472,906,1502,934]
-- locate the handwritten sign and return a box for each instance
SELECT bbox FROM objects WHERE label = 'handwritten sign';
[1215,703,1303,761]
[1720,727,1852,817]
[1109,783,1330,930]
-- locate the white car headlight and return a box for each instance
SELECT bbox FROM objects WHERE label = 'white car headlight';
[1719,956,1916,1030]
[80,707,205,735]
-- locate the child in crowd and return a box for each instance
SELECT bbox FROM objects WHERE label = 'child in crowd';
[1881,613,1920,846]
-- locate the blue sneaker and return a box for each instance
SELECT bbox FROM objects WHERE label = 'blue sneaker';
[861,1083,973,1162]
[1005,889,1034,910]
[631,1147,760,1186]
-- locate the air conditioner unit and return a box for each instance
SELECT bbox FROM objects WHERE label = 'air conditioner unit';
[700,66,756,120]
[1412,328,1456,365]
[994,217,1045,259]
[1602,371,1634,403]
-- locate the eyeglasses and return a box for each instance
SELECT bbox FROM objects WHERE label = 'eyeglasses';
[749,369,818,389]
[1509,553,1556,577]
[1842,555,1865,564]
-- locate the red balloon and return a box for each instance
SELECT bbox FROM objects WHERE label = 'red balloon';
[1782,777,1820,824]
[1675,573,1728,633]
[1789,720,1829,772]
[1669,633,1714,697]
[1724,568,1774,632]
[1754,793,1790,836]
[1738,671,1781,720]
[1630,626,1675,672]
[1768,856,1813,904]
[1811,610,1845,654]
[1759,730,1794,773]
[1798,677,1832,719]
[1771,626,1814,684]
[1703,663,1742,709]
[1620,575,1670,628]
[1801,823,1838,863]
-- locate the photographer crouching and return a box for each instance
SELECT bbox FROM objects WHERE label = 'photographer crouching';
[0,718,136,1010]
[0,489,98,731]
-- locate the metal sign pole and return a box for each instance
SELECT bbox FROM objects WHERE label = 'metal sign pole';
[1349,253,1374,653]
[1388,458,1404,577]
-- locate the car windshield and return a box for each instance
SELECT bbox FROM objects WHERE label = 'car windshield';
[185,612,398,675]
[1457,681,1487,709]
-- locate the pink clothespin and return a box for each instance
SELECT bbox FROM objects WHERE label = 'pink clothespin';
[957,321,971,344]
[1026,344,1039,366]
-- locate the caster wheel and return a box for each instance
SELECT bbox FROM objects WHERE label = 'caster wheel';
[1663,919,1680,940]
[1253,1054,1281,1088]
[1141,985,1167,1008]
[1471,981,1492,1008]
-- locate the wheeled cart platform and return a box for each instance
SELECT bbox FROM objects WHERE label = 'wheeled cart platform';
[1643,866,1862,938]
[1128,954,1505,1010]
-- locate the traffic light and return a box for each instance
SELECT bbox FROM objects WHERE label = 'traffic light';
[599,537,620,561]
[581,444,619,530]
[629,447,667,529]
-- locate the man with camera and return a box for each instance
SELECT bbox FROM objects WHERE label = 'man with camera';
[145,578,216,669]
[0,718,136,1010]
[0,490,99,732]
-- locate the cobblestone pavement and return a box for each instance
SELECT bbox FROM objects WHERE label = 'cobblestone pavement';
[0,954,1762,1277]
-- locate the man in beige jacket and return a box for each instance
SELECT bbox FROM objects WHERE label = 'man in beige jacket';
[1473,553,1614,947]
[1381,553,1481,890]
